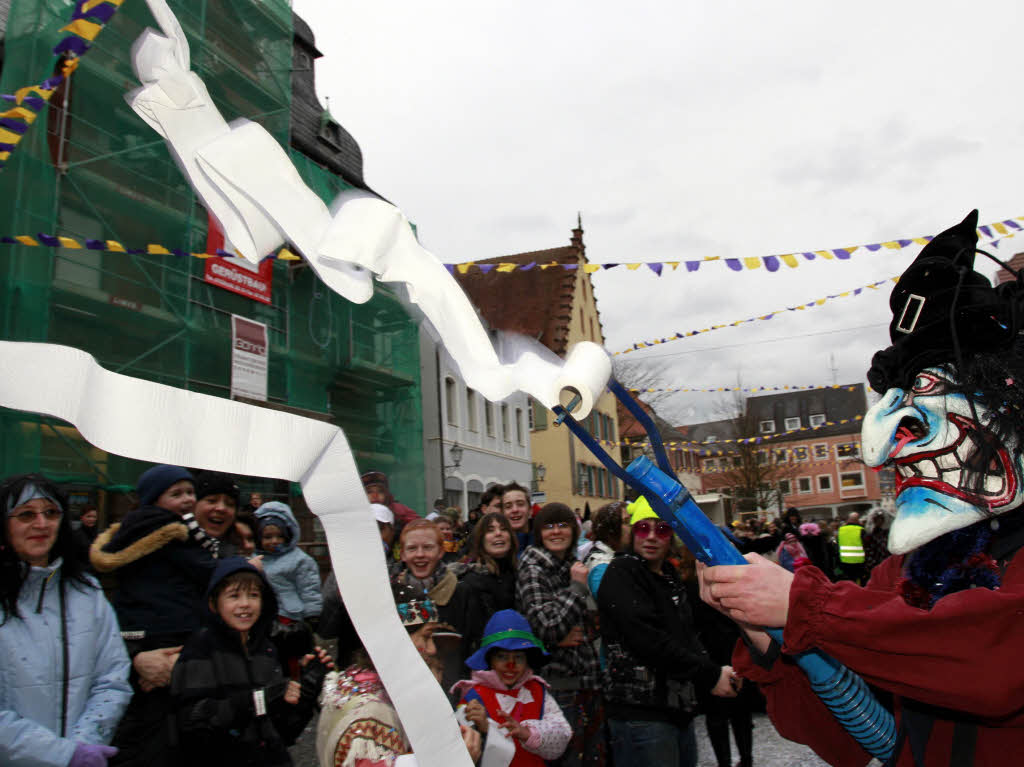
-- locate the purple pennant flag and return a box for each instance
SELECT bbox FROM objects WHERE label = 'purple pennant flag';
[762,313,774,320]
[563,263,578,270]
[832,249,850,259]
[1,236,17,244]
[802,252,816,260]
[85,239,105,250]
[521,261,536,270]
[444,264,455,274]
[0,119,28,134]
[0,143,16,152]
[22,96,46,110]
[53,37,89,56]
[78,3,117,22]
[1006,220,1022,230]
[216,248,234,257]
[978,225,992,239]
[603,263,618,269]
[37,233,60,247]
[865,243,882,252]
[897,239,912,248]
[725,259,742,271]
[764,255,779,272]
[479,263,496,273]
[127,248,145,255]
[40,74,66,91]
[647,262,663,276]
[685,261,700,272]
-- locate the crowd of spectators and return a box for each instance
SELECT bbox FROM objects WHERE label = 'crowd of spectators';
[1,460,894,767]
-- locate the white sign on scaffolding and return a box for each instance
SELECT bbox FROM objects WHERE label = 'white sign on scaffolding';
[230,315,268,401]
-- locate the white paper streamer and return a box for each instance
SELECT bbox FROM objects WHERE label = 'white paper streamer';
[125,0,611,421]
[0,340,472,766]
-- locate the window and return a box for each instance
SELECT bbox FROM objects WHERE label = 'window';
[798,477,812,494]
[813,443,828,460]
[486,402,495,436]
[445,378,458,426]
[779,479,792,496]
[530,398,547,431]
[818,474,833,492]
[732,456,742,468]
[466,389,478,432]
[756,450,767,465]
[501,404,510,441]
[515,408,524,445]
[705,435,718,444]
[759,420,775,434]
[809,413,826,428]
[784,417,801,431]
[773,448,788,463]
[836,443,859,459]
[793,446,809,462]
[840,470,865,490]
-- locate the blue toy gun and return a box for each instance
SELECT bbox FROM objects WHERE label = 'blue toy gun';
[554,379,896,763]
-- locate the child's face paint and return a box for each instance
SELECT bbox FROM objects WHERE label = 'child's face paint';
[490,649,528,687]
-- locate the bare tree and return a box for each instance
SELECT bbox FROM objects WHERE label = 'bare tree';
[702,389,799,516]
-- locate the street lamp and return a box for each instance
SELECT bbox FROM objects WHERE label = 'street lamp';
[449,442,463,471]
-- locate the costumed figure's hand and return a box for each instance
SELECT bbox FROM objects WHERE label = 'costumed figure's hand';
[68,744,118,767]
[557,625,584,648]
[496,711,532,742]
[460,724,482,762]
[463,700,489,733]
[710,665,740,698]
[133,646,182,690]
[698,553,794,628]
[570,561,589,585]
[284,680,301,705]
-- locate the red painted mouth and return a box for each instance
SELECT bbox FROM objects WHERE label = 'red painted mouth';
[892,413,1017,508]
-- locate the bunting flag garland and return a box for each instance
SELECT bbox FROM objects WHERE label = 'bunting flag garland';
[0,0,124,171]
[589,413,864,450]
[2,217,1020,274]
[613,278,897,356]
[626,383,860,394]
[439,216,1023,275]
[0,233,301,262]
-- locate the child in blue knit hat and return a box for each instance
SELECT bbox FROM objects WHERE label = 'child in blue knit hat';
[451,609,571,766]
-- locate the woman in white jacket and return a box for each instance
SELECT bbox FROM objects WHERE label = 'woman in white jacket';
[0,474,131,767]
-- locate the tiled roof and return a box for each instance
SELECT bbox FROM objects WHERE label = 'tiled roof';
[996,252,1024,285]
[290,12,371,192]
[677,384,867,448]
[453,245,580,356]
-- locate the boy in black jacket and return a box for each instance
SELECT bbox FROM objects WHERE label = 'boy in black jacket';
[170,558,331,766]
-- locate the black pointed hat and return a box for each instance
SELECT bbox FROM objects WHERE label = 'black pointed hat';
[867,210,1022,393]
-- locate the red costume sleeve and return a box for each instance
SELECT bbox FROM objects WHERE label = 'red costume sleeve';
[783,556,1024,720]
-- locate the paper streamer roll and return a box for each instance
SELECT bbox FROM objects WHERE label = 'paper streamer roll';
[0,340,471,767]
[550,341,613,417]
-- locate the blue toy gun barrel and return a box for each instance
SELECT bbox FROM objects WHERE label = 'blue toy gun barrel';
[627,455,896,762]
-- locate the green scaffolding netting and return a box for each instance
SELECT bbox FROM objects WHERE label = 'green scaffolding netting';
[0,0,426,522]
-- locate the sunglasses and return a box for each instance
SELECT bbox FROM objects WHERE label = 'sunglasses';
[633,520,673,540]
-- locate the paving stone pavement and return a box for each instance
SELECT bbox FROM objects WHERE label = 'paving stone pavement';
[291,710,870,766]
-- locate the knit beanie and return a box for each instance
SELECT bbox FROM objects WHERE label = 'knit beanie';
[137,464,194,507]
[193,470,240,506]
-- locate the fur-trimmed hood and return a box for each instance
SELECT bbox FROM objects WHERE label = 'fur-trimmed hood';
[90,506,187,573]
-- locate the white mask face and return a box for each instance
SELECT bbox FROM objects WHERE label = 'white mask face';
[861,366,1023,554]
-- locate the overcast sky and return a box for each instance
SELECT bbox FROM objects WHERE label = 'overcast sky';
[291,0,1023,423]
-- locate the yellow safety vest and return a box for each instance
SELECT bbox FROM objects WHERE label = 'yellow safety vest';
[838,524,865,563]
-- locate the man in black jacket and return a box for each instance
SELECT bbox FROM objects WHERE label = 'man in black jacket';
[597,501,737,767]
